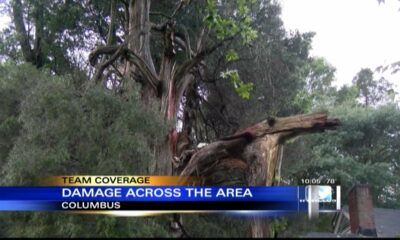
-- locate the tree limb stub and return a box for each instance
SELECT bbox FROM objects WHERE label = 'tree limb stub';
[179,112,340,183]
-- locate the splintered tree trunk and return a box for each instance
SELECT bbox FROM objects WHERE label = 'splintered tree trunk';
[179,112,340,238]
[245,135,281,238]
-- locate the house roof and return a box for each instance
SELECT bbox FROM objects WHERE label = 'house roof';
[374,208,400,238]
[303,207,400,238]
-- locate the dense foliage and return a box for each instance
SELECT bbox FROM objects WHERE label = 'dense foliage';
[0,64,172,237]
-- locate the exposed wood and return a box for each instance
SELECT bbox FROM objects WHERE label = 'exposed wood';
[177,112,339,237]
[179,113,340,237]
[251,218,271,238]
[179,136,250,177]
[180,112,339,180]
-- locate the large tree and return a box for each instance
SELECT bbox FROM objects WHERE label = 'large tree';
[1,0,341,237]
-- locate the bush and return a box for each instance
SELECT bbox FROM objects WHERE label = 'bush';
[0,64,170,237]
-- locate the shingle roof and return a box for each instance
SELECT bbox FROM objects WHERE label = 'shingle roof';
[304,207,400,238]
[374,208,400,238]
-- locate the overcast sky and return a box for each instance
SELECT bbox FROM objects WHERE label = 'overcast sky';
[0,1,399,92]
[280,0,400,91]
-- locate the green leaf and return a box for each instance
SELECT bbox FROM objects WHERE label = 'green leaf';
[225,49,239,62]
[220,69,254,99]
[236,81,254,99]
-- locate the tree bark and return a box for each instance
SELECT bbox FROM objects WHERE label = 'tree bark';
[124,0,157,95]
[178,112,340,237]
[250,217,271,238]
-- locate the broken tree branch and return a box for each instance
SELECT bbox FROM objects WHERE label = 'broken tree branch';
[179,112,340,181]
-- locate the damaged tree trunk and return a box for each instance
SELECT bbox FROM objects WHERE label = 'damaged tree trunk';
[88,1,340,237]
[178,112,340,238]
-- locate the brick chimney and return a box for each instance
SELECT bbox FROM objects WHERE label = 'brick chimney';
[348,184,377,237]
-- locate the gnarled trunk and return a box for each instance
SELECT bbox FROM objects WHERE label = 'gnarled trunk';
[178,112,340,237]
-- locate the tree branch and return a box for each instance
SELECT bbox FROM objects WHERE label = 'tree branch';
[106,0,117,46]
[150,11,172,19]
[174,35,235,86]
[180,113,340,178]
[89,44,161,94]
[89,45,120,66]
[92,45,125,83]
[171,0,187,18]
[124,48,161,94]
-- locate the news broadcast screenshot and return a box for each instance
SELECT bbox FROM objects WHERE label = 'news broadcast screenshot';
[0,0,399,238]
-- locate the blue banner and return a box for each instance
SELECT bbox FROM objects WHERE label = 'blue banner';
[0,186,308,212]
